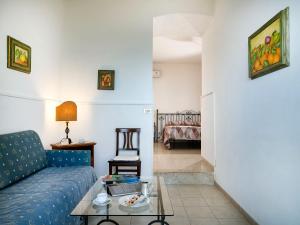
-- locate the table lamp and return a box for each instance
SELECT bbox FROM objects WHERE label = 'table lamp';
[56,101,77,144]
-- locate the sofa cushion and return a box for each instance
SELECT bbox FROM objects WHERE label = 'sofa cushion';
[0,166,97,225]
[0,130,47,189]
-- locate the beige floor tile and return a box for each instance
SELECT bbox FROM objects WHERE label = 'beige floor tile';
[182,197,208,207]
[204,194,230,206]
[218,218,250,225]
[177,185,203,196]
[210,205,243,219]
[167,185,180,198]
[199,185,219,193]
[173,206,189,218]
[171,198,184,207]
[168,190,181,198]
[130,216,156,225]
[201,188,225,198]
[189,218,221,225]
[88,216,131,225]
[165,216,190,225]
[88,216,103,225]
[185,206,214,218]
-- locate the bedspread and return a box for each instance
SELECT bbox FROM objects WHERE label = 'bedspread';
[163,125,201,148]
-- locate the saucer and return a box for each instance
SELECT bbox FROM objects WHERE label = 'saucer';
[93,198,112,206]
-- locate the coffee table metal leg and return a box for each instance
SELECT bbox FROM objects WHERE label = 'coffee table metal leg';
[148,216,169,225]
[97,215,119,225]
[83,216,88,225]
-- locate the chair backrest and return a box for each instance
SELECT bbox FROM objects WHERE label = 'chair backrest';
[116,128,140,156]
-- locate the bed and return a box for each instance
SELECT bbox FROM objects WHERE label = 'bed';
[154,109,201,149]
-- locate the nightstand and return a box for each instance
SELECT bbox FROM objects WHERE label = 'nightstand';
[50,142,96,167]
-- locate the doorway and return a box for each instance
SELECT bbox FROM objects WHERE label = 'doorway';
[152,13,213,174]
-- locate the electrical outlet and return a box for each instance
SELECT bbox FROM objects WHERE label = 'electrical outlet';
[144,108,152,114]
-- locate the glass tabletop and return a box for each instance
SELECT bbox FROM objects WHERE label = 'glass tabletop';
[71,176,174,217]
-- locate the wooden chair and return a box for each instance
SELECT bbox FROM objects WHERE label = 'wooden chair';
[108,128,141,176]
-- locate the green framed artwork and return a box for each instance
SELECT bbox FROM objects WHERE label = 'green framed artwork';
[7,36,31,74]
[248,7,289,79]
[98,70,115,90]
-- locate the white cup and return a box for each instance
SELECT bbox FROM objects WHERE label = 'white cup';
[141,182,149,197]
[96,193,108,203]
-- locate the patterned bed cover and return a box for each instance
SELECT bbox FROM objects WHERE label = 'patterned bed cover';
[163,125,201,149]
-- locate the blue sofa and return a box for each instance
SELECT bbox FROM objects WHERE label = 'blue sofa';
[0,130,97,225]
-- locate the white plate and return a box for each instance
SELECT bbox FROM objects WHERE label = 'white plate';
[118,195,150,208]
[93,198,112,206]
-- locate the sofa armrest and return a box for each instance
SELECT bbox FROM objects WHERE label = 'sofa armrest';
[45,150,91,167]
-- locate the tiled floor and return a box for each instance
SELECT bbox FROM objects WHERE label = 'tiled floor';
[88,184,250,225]
[153,143,213,173]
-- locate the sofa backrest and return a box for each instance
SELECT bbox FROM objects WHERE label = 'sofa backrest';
[0,130,47,189]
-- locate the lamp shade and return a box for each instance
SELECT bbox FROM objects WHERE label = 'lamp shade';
[56,101,77,122]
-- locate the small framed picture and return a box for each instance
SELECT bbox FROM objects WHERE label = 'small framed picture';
[7,36,31,74]
[98,70,115,90]
[248,7,289,79]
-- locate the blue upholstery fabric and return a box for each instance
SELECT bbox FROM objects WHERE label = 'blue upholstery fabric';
[0,166,97,225]
[0,130,47,189]
[46,150,91,167]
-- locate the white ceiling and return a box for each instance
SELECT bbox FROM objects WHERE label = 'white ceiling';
[153,13,212,63]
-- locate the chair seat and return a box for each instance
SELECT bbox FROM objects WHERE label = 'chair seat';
[113,155,140,161]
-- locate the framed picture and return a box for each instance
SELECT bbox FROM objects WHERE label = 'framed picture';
[248,7,289,79]
[7,36,31,74]
[98,70,115,90]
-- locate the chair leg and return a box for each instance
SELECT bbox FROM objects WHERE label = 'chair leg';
[137,163,141,176]
[109,164,112,175]
[116,166,119,175]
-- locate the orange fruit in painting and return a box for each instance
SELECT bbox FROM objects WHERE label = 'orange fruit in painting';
[20,55,26,63]
[276,48,281,56]
[264,52,269,59]
[260,54,267,65]
[257,64,263,71]
[268,54,274,64]
[254,60,262,71]
[273,54,280,64]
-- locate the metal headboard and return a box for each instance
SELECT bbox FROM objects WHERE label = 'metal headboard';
[154,109,201,142]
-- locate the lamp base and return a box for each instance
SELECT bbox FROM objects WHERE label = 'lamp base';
[65,121,72,144]
[59,138,72,145]
[67,137,72,144]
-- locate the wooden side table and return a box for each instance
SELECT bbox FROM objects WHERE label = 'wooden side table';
[50,142,96,167]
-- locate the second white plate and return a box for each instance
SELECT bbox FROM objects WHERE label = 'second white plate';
[118,195,150,208]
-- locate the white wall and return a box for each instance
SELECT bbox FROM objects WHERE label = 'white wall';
[0,0,64,146]
[0,0,215,177]
[60,0,214,176]
[202,0,300,224]
[0,0,63,99]
[153,63,202,113]
[201,92,215,166]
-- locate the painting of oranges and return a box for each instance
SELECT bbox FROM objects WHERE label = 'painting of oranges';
[248,7,289,79]
[7,36,31,74]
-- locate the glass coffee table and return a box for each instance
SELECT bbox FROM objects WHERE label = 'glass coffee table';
[71,176,174,225]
